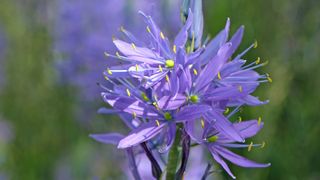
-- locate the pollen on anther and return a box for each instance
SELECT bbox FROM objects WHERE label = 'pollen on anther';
[159,65,163,72]
[126,88,131,97]
[133,112,137,119]
[165,75,169,82]
[261,141,266,148]
[224,108,230,114]
[255,57,261,64]
[258,116,262,126]
[160,32,165,39]
[107,68,112,75]
[193,69,198,75]
[135,64,139,71]
[267,76,273,83]
[238,116,242,122]
[146,26,151,33]
[156,120,160,126]
[248,141,253,151]
[254,40,258,48]
[201,118,205,128]
[238,85,243,92]
[131,43,136,50]
[217,72,222,80]
[173,45,177,53]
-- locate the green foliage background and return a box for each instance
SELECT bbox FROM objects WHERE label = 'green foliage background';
[0,0,319,179]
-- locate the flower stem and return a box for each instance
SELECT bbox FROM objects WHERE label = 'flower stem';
[166,125,182,180]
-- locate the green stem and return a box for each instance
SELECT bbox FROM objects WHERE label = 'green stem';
[166,125,182,180]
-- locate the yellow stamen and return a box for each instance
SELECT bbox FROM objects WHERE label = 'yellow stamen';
[261,141,266,148]
[156,120,160,126]
[126,88,131,97]
[255,57,261,64]
[201,118,205,128]
[159,65,163,72]
[217,72,222,80]
[267,76,273,83]
[107,68,112,75]
[104,75,109,80]
[254,40,258,48]
[173,45,177,54]
[131,43,136,50]
[238,116,242,122]
[224,108,230,114]
[193,68,198,75]
[165,75,169,82]
[135,64,139,71]
[160,32,165,39]
[153,102,160,110]
[248,141,253,151]
[238,85,243,92]
[133,112,137,119]
[258,116,262,126]
[146,26,151,33]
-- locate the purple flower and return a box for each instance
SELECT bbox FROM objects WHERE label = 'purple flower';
[202,120,270,179]
[90,0,271,178]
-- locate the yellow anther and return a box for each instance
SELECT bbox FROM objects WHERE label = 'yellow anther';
[173,45,177,54]
[131,43,136,50]
[126,88,131,97]
[159,65,163,72]
[201,118,205,128]
[238,85,243,92]
[217,72,222,80]
[141,92,149,102]
[255,57,261,64]
[107,68,112,75]
[267,76,273,83]
[146,26,151,33]
[135,64,139,71]
[153,102,160,110]
[254,40,258,48]
[133,112,137,119]
[193,68,198,75]
[165,75,169,82]
[248,141,253,152]
[104,52,110,57]
[224,108,230,114]
[238,116,242,122]
[160,32,165,39]
[261,141,266,148]
[103,75,109,80]
[258,116,262,126]
[156,120,160,126]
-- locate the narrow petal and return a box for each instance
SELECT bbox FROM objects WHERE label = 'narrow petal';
[175,105,212,122]
[157,94,187,111]
[118,121,166,148]
[234,120,264,139]
[102,93,160,118]
[215,146,271,168]
[174,9,193,48]
[200,18,230,64]
[195,42,232,93]
[209,146,236,179]
[205,110,244,142]
[90,133,124,145]
[227,26,244,57]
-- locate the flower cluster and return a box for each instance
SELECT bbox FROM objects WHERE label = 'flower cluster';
[91,0,271,179]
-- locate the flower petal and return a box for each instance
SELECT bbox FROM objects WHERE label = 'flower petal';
[215,146,271,168]
[234,120,264,139]
[90,133,124,145]
[175,105,212,122]
[174,9,193,48]
[209,146,236,179]
[118,121,166,149]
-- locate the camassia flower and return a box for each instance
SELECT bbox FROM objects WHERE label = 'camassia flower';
[91,0,271,179]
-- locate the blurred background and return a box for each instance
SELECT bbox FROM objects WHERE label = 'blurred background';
[0,0,319,179]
